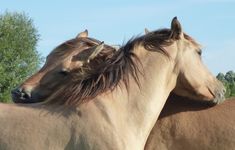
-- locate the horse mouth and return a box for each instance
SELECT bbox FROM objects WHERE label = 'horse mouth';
[211,92,225,104]
[11,92,44,103]
[12,96,35,103]
[207,85,226,104]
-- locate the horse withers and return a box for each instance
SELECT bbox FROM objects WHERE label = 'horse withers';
[4,17,225,149]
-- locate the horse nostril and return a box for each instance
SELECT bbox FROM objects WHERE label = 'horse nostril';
[11,88,31,100]
[11,88,22,96]
[219,92,224,98]
[21,92,31,99]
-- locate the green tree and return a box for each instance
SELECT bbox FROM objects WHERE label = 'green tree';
[0,12,42,102]
[225,71,235,83]
[231,84,235,97]
[217,71,235,98]
[216,73,226,83]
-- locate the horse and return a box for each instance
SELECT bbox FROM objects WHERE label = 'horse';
[145,94,235,150]
[4,17,224,150]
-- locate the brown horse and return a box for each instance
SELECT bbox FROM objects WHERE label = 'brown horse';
[2,17,224,149]
[145,94,235,150]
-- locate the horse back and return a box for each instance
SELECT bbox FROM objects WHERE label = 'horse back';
[145,97,235,150]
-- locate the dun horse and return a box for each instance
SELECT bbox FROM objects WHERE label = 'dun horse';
[145,94,235,150]
[2,17,224,150]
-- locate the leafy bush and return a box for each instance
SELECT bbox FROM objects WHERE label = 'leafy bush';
[0,12,42,102]
[216,71,235,98]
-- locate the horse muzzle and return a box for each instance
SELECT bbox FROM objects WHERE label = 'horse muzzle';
[11,87,33,103]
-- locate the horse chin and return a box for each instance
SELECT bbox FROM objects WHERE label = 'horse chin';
[194,94,225,106]
[172,92,224,106]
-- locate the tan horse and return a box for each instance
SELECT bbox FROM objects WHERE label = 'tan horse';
[145,94,235,150]
[3,17,224,150]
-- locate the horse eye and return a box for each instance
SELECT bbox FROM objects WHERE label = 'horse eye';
[197,50,202,56]
[59,70,69,76]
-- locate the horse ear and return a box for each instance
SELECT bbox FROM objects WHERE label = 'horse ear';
[170,17,183,39]
[86,42,104,63]
[144,28,150,34]
[76,29,88,38]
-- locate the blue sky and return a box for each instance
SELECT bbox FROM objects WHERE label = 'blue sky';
[1,0,235,74]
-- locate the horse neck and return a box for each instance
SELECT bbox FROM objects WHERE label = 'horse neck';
[128,48,177,144]
[79,47,177,149]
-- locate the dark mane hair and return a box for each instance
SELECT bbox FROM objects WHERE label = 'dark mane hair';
[45,28,199,106]
[46,36,141,106]
[143,28,199,55]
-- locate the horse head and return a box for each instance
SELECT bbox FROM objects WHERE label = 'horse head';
[11,30,115,103]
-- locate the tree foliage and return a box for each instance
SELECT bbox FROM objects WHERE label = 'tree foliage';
[216,71,235,98]
[0,12,42,102]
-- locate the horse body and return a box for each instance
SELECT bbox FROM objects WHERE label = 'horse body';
[145,95,235,150]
